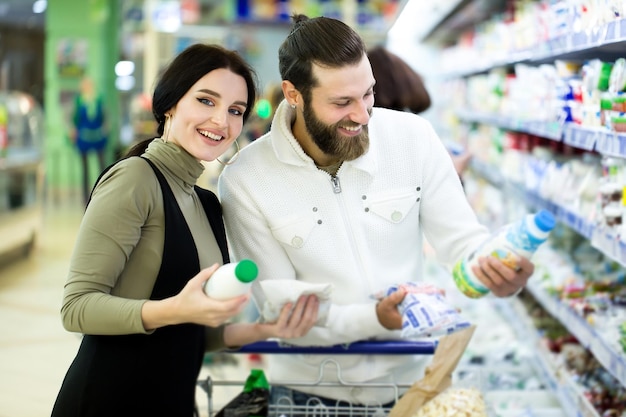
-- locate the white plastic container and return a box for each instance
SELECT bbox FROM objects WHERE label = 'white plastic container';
[452,210,556,298]
[203,259,258,300]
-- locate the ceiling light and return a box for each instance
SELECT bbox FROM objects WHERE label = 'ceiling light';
[33,0,47,14]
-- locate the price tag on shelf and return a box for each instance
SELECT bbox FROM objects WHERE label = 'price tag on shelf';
[571,31,587,49]
[618,240,626,264]
[576,394,600,417]
[590,228,626,267]
[589,336,626,388]
[557,386,582,417]
[595,131,626,157]
[619,18,626,39]
[547,35,569,55]
[562,209,577,230]
[604,19,619,42]
[585,27,605,47]
[564,125,597,150]
[566,311,595,349]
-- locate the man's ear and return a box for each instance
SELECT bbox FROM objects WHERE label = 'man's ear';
[282,80,300,107]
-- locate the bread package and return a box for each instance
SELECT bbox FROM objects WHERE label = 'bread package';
[389,325,478,417]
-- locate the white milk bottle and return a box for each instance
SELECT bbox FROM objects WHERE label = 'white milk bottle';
[203,259,258,300]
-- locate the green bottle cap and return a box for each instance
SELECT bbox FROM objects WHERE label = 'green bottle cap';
[234,259,258,283]
[600,98,613,110]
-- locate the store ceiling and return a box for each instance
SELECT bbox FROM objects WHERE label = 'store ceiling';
[0,0,44,30]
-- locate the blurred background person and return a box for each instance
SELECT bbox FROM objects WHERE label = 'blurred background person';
[69,76,108,204]
[367,45,431,114]
[367,46,471,177]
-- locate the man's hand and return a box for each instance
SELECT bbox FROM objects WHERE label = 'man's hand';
[375,288,406,330]
[266,294,319,339]
[472,255,534,297]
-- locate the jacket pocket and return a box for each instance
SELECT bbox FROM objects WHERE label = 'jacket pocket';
[270,212,317,248]
[365,187,420,223]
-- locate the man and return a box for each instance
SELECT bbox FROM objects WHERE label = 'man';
[218,14,534,410]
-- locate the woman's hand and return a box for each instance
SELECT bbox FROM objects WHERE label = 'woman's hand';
[141,264,249,331]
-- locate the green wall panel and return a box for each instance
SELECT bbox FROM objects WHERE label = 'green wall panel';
[44,0,120,202]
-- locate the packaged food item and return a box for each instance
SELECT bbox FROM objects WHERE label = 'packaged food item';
[412,387,487,417]
[257,280,333,326]
[375,283,471,338]
[215,369,269,417]
[389,326,477,417]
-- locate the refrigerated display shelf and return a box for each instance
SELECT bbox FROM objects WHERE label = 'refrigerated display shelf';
[468,162,626,388]
[525,281,626,389]
[424,260,581,417]
[457,112,564,141]
[429,0,626,413]
[495,297,601,417]
[471,160,615,246]
[458,113,626,156]
[444,18,626,78]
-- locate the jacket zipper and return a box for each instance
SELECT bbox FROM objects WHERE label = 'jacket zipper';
[329,173,371,291]
[330,175,342,193]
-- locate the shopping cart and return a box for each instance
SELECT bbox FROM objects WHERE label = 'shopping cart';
[198,339,437,417]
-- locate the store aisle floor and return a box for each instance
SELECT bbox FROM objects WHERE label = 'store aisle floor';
[0,201,84,417]
[0,201,250,417]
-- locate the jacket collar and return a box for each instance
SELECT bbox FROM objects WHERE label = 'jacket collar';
[270,100,377,176]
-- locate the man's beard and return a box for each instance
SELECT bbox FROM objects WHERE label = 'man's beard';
[302,102,370,162]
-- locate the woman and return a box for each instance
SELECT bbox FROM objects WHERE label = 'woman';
[51,43,319,417]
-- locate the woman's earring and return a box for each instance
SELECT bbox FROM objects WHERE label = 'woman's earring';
[290,103,296,109]
[216,140,240,166]
[163,114,171,143]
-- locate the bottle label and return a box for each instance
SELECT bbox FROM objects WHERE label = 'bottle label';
[489,247,522,271]
[452,259,490,299]
[505,221,545,255]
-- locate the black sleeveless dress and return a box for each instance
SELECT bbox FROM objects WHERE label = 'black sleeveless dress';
[51,157,229,417]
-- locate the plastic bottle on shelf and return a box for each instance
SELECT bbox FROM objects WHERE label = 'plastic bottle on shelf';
[452,210,556,299]
[203,259,258,300]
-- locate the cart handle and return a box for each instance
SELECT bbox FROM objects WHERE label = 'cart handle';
[228,339,437,355]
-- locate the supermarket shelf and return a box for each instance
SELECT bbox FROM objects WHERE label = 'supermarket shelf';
[495,297,600,417]
[425,259,583,416]
[0,148,42,171]
[472,159,626,267]
[469,165,626,389]
[521,187,595,241]
[524,282,626,390]
[446,18,626,77]
[458,111,564,141]
[459,111,626,156]
[523,185,626,270]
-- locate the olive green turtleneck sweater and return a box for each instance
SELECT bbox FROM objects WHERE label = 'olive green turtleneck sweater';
[61,138,226,350]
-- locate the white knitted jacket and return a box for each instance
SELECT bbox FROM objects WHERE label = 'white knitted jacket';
[218,101,490,404]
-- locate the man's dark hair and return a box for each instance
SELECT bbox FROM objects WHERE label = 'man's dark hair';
[278,14,366,102]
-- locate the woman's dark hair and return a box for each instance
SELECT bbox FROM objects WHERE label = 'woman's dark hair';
[367,46,431,114]
[278,14,366,103]
[127,43,258,157]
